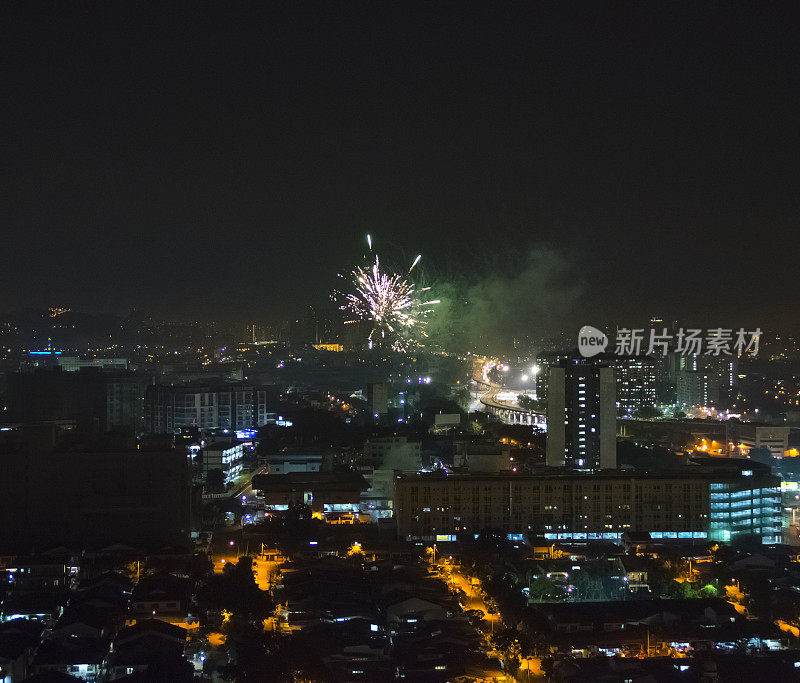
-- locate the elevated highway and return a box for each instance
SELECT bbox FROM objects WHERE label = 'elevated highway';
[477,382,546,427]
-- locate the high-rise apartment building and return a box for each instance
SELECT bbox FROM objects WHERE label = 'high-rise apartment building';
[546,357,617,470]
[145,383,271,433]
[606,355,656,415]
[6,368,148,434]
[675,354,736,410]
[534,351,571,403]
[367,382,390,418]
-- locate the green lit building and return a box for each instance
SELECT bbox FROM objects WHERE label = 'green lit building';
[709,467,782,544]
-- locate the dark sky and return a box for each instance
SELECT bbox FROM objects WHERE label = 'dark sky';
[1,2,799,330]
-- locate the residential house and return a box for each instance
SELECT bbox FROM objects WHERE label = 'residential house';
[105,619,187,680]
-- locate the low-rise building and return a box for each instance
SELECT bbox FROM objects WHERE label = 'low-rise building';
[267,450,328,475]
[0,618,43,681]
[360,468,396,522]
[251,472,367,515]
[201,441,245,485]
[453,444,514,473]
[522,598,784,658]
[105,619,187,681]
[129,574,193,628]
[616,557,650,593]
[0,592,66,626]
[3,552,80,593]
[395,459,781,544]
[733,424,790,459]
[363,436,421,470]
[56,357,129,372]
[31,637,109,682]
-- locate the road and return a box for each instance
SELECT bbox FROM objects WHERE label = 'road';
[478,384,545,428]
[208,466,266,572]
[439,559,545,680]
[202,465,265,502]
[440,560,500,634]
[229,465,266,501]
[211,526,249,572]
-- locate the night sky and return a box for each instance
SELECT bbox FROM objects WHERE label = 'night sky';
[2,2,799,331]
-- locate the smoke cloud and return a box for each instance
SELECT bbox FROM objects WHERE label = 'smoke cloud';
[425,247,582,354]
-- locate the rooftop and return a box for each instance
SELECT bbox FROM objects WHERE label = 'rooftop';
[397,458,776,483]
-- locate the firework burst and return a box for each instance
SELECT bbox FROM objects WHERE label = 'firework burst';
[338,236,438,351]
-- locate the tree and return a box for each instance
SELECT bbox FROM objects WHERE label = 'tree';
[452,387,471,412]
[222,619,273,680]
[699,583,718,598]
[267,565,281,588]
[517,395,542,411]
[347,542,365,558]
[207,468,226,494]
[574,572,606,601]
[285,501,312,522]
[197,557,272,622]
[492,627,523,674]
[725,583,746,604]
[637,404,662,419]
[255,426,282,456]
[675,581,700,599]
[648,564,683,598]
[468,419,485,436]
[527,575,558,602]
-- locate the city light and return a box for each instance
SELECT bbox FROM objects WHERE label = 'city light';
[0,6,791,677]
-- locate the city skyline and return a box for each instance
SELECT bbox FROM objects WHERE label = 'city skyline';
[3,5,800,680]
